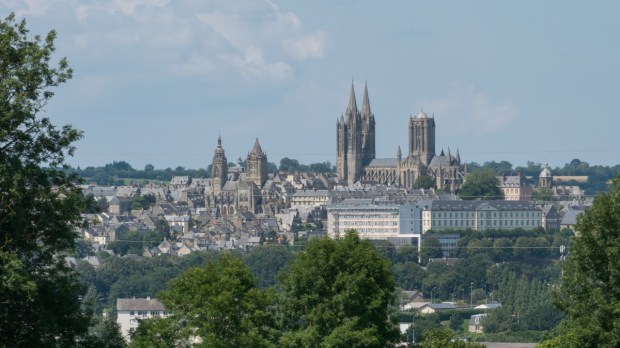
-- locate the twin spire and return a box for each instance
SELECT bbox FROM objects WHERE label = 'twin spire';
[346,81,372,117]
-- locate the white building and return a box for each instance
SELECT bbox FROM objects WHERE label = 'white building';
[290,189,330,208]
[419,200,542,233]
[116,297,167,342]
[326,199,422,243]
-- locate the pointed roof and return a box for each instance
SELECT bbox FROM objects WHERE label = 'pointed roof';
[447,147,452,164]
[397,145,402,158]
[347,82,357,115]
[456,149,461,163]
[440,148,445,156]
[250,138,264,156]
[361,82,372,116]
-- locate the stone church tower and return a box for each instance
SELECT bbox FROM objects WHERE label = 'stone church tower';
[246,138,267,187]
[211,135,228,194]
[409,111,435,166]
[336,82,375,184]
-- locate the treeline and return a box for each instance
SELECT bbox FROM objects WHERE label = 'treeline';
[468,158,620,194]
[75,226,568,344]
[71,158,335,185]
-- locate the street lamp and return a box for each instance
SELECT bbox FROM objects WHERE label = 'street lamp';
[409,313,419,344]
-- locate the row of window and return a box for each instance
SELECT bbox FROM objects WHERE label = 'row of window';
[429,219,540,228]
[432,211,540,219]
[128,310,166,316]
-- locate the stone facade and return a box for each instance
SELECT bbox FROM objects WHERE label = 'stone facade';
[337,83,466,191]
[336,83,375,185]
[204,136,268,216]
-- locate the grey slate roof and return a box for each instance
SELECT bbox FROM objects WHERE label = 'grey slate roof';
[428,155,456,168]
[561,210,583,225]
[117,298,165,311]
[367,158,398,167]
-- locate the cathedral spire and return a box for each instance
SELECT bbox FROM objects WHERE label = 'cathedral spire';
[456,148,461,163]
[250,137,264,156]
[347,81,357,115]
[361,82,371,117]
[447,147,452,165]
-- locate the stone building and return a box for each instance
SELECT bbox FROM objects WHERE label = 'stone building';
[336,82,375,185]
[336,83,466,191]
[204,136,267,216]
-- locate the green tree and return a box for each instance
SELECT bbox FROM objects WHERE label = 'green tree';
[0,13,91,346]
[417,328,485,348]
[278,231,400,347]
[550,179,620,347]
[458,169,504,200]
[420,237,443,264]
[138,253,278,347]
[279,157,300,172]
[413,175,435,189]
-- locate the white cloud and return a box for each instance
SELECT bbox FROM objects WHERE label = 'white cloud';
[1,0,58,16]
[230,46,292,81]
[415,82,518,135]
[3,0,327,81]
[283,31,328,60]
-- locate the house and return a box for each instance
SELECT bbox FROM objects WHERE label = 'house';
[469,314,487,333]
[419,302,456,314]
[498,175,532,201]
[116,297,166,342]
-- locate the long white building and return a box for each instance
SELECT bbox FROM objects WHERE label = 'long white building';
[326,199,422,242]
[418,200,542,233]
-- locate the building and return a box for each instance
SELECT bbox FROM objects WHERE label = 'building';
[498,174,532,201]
[116,297,166,342]
[326,199,421,243]
[419,200,543,233]
[336,83,375,185]
[204,136,270,215]
[290,189,331,208]
[336,82,466,191]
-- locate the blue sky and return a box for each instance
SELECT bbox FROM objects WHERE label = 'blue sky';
[3,0,619,170]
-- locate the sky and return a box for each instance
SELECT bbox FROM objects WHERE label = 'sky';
[3,0,619,170]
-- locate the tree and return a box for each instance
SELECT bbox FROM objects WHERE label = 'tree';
[459,169,503,200]
[137,253,278,347]
[547,179,620,347]
[416,328,485,348]
[420,237,443,264]
[413,175,435,189]
[279,157,300,172]
[278,231,400,347]
[0,13,91,345]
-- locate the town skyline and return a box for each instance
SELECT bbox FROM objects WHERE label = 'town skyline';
[3,1,619,170]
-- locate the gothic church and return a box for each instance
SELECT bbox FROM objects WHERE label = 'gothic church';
[336,82,467,191]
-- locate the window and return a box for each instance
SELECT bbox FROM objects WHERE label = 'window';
[130,311,135,316]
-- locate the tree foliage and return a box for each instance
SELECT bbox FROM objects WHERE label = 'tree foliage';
[459,169,504,200]
[548,178,620,347]
[277,231,400,347]
[136,253,278,347]
[0,13,91,346]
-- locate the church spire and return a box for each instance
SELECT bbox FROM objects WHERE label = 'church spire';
[456,148,461,163]
[347,81,357,115]
[361,82,371,117]
[250,137,264,156]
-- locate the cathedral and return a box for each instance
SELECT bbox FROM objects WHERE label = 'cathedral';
[205,136,268,216]
[336,82,467,191]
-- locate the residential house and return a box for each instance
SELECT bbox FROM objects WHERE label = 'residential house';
[116,297,166,342]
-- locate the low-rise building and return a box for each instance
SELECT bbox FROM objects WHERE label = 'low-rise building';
[327,199,422,242]
[420,200,543,233]
[498,175,532,201]
[116,297,166,342]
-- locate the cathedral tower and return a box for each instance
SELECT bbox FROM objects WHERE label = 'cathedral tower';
[246,138,267,188]
[408,111,436,165]
[211,135,228,194]
[336,82,376,185]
